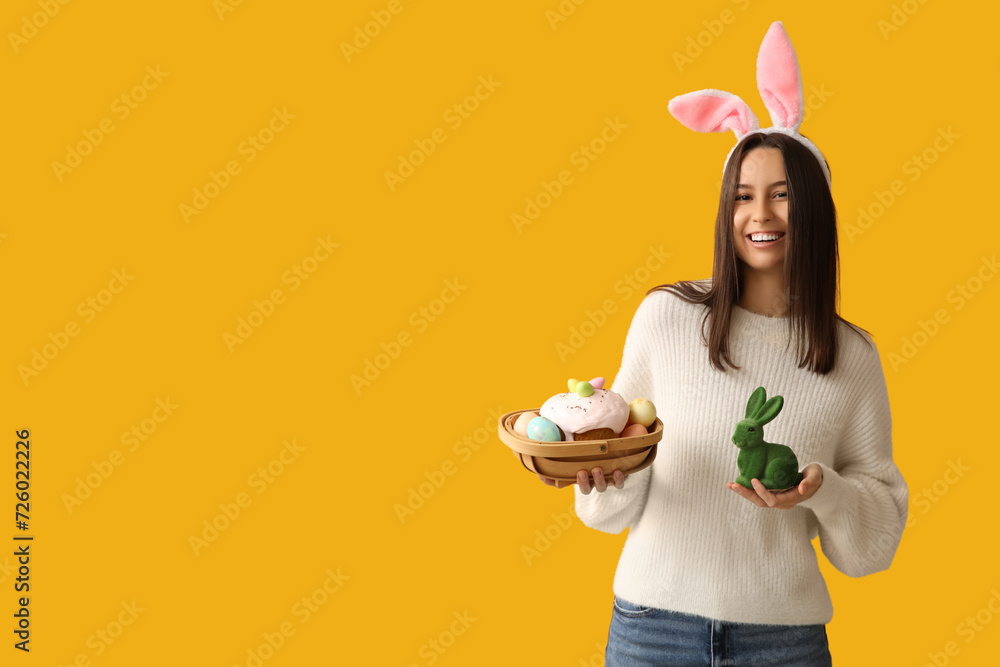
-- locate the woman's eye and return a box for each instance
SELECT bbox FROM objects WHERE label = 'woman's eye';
[774,192,787,199]
[735,194,750,201]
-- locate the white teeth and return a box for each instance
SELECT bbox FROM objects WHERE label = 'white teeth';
[750,233,782,242]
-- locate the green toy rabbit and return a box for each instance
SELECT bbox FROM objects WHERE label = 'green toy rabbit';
[731,386,804,491]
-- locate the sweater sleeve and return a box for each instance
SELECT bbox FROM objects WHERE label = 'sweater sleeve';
[574,294,660,535]
[797,340,908,578]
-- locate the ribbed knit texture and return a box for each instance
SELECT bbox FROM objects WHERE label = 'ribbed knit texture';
[575,279,908,625]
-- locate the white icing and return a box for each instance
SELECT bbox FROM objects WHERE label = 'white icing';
[539,388,630,441]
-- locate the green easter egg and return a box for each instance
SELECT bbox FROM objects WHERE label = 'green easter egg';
[576,381,594,397]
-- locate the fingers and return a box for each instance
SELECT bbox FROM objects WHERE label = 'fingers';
[802,464,823,495]
[751,479,779,507]
[729,478,812,509]
[575,468,624,493]
[727,481,767,507]
[757,480,807,509]
[540,470,627,492]
[592,468,608,493]
[752,479,798,509]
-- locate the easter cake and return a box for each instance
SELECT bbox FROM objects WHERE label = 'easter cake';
[540,377,629,441]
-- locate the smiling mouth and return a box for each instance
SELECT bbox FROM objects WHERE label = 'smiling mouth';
[747,231,785,245]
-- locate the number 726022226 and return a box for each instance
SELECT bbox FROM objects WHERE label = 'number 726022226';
[16,429,30,530]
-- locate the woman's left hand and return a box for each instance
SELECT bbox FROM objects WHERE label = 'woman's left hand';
[726,463,823,509]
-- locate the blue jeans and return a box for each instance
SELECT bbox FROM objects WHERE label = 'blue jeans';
[606,596,833,666]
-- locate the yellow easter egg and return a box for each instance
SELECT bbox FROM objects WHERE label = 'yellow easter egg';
[629,398,657,428]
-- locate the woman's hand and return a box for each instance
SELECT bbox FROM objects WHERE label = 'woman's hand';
[538,468,626,493]
[726,463,823,509]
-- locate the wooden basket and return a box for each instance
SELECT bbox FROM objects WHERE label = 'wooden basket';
[497,409,662,483]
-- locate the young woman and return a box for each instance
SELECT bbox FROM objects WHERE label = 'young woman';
[536,23,908,664]
[536,21,909,665]
[540,127,908,665]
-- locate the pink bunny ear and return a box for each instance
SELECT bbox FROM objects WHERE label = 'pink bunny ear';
[756,21,804,130]
[668,90,759,138]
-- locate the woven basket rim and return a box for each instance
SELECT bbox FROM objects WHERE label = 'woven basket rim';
[497,408,663,458]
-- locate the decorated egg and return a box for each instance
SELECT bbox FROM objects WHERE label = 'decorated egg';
[629,398,657,428]
[526,416,563,442]
[513,411,538,437]
[621,423,648,438]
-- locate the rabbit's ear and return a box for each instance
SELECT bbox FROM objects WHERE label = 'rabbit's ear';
[755,395,784,425]
[668,89,759,138]
[756,21,804,131]
[745,386,766,419]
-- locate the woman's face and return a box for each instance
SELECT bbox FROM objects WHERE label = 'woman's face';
[733,147,788,274]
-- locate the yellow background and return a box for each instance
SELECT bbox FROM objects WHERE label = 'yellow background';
[3,0,998,664]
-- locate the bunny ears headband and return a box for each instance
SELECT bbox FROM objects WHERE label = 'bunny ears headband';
[668,21,831,188]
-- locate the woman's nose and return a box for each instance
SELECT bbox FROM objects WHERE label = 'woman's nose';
[752,198,772,223]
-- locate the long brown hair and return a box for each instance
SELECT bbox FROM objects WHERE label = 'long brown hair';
[648,131,872,375]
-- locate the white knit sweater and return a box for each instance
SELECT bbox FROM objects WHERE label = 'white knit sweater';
[575,279,908,626]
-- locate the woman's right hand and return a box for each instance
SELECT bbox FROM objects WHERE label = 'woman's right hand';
[538,468,627,493]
